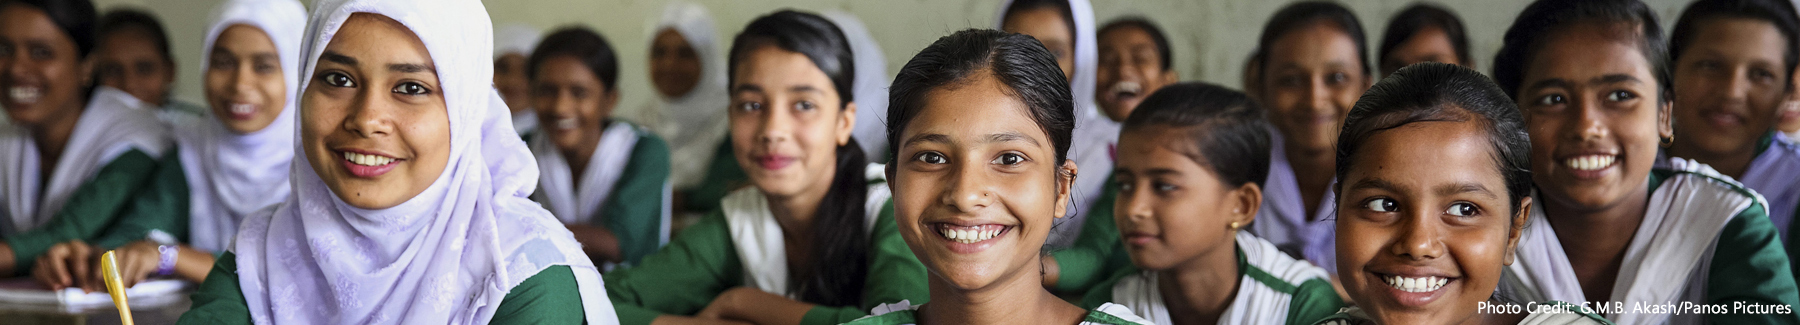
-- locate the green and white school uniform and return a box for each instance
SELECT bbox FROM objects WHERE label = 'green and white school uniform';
[1312,301,1613,325]
[1049,174,1129,292]
[1,87,171,269]
[1082,231,1343,325]
[844,300,1153,325]
[1503,158,1800,325]
[604,164,929,325]
[529,120,671,268]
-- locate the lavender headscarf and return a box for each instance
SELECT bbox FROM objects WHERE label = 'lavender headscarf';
[230,0,615,323]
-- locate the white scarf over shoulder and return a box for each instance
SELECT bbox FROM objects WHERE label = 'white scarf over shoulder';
[174,0,304,253]
[231,0,615,323]
[0,87,169,235]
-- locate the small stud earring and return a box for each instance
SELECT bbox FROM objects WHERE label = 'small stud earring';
[1228,221,1242,230]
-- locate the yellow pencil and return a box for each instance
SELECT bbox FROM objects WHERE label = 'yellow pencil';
[100,250,135,325]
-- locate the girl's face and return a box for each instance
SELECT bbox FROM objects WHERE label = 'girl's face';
[1380,26,1461,77]
[1112,127,1257,271]
[532,55,618,156]
[1096,26,1175,122]
[1671,18,1788,158]
[1517,22,1671,212]
[0,4,88,127]
[1003,8,1074,82]
[301,13,450,210]
[1262,22,1369,155]
[1336,121,1528,325]
[94,27,173,105]
[728,45,855,199]
[650,28,701,99]
[890,72,1076,292]
[493,53,530,113]
[205,24,288,134]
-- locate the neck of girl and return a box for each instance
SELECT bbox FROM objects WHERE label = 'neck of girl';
[1541,180,1651,304]
[1286,143,1335,218]
[560,120,610,180]
[1158,242,1242,325]
[919,256,1088,325]
[30,99,87,182]
[1667,143,1756,179]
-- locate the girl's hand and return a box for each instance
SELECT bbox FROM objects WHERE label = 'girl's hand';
[32,240,98,291]
[85,240,162,291]
[698,287,813,325]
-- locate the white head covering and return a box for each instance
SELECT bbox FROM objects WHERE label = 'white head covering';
[0,87,170,235]
[994,0,1097,119]
[641,1,730,189]
[230,0,615,323]
[492,23,541,59]
[172,0,304,253]
[820,10,890,162]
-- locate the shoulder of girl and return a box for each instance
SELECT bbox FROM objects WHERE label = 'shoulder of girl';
[1086,303,1153,325]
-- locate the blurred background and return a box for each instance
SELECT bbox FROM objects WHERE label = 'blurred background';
[94,0,1700,121]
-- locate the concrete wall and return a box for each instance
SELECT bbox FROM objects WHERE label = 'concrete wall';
[94,0,1698,119]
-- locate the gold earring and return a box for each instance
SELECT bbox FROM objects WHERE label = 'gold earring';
[1228,221,1242,230]
[1661,135,1674,147]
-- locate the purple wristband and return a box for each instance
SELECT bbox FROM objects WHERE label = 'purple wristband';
[156,245,178,276]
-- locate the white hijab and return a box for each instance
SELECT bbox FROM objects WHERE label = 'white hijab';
[231,0,614,323]
[994,0,1097,118]
[493,22,541,135]
[821,11,891,162]
[0,87,170,235]
[173,0,303,253]
[641,1,730,190]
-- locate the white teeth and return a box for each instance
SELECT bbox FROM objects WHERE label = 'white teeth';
[1110,81,1142,96]
[342,151,395,167]
[230,104,256,115]
[1565,155,1616,171]
[555,118,578,130]
[8,87,41,104]
[938,225,1003,244]
[1382,275,1449,293]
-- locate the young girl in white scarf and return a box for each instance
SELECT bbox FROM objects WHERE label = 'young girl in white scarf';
[0,0,171,278]
[27,0,302,293]
[176,0,616,323]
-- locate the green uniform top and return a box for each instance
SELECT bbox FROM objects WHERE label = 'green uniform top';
[6,149,163,269]
[176,252,585,324]
[1646,168,1800,324]
[529,124,672,267]
[1049,174,1129,293]
[90,148,191,249]
[603,201,929,325]
[1080,242,1343,325]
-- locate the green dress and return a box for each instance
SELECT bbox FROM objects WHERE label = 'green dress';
[1049,174,1130,293]
[603,200,929,325]
[5,149,163,269]
[1080,232,1343,325]
[176,252,585,324]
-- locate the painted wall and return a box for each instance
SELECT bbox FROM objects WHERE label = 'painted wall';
[94,0,1697,119]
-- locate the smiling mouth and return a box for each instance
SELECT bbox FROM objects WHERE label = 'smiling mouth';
[1380,274,1450,293]
[9,86,42,104]
[343,151,397,167]
[554,117,578,131]
[1109,81,1142,102]
[1564,154,1616,171]
[933,223,1009,244]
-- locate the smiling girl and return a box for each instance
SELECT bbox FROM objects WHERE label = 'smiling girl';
[1319,62,1609,325]
[176,0,617,323]
[601,10,927,325]
[847,29,1149,325]
[28,0,304,292]
[0,0,171,278]
[1491,0,1800,323]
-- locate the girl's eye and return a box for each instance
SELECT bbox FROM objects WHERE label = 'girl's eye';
[254,62,277,74]
[1535,94,1565,106]
[1445,202,1478,217]
[1115,180,1134,193]
[321,72,355,87]
[915,152,948,165]
[1605,90,1637,102]
[990,152,1026,165]
[737,101,762,112]
[1153,182,1178,193]
[393,82,430,95]
[794,101,816,111]
[1328,72,1348,84]
[1365,198,1397,213]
